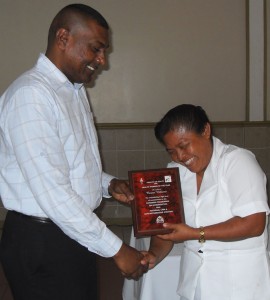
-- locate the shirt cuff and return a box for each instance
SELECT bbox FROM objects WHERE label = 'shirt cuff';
[90,227,123,257]
[102,172,116,198]
[233,200,270,217]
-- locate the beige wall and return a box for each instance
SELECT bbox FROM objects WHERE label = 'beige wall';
[1,0,247,122]
[1,123,270,224]
[96,123,270,223]
[1,1,269,223]
[267,0,270,119]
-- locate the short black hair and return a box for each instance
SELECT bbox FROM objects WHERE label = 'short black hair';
[155,104,211,144]
[60,4,109,29]
[48,3,109,45]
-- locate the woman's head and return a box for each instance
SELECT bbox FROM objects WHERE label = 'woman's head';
[155,104,213,176]
[155,104,211,144]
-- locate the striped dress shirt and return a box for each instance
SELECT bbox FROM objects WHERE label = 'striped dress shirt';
[0,53,122,257]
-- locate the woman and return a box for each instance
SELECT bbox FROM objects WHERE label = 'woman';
[145,104,270,300]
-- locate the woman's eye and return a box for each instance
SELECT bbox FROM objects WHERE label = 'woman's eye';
[167,150,175,156]
[180,144,188,150]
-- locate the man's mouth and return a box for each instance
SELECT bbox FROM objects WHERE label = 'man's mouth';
[87,65,95,71]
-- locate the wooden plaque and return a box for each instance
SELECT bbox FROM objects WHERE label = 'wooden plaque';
[128,167,185,237]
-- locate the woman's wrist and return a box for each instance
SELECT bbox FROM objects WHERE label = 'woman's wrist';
[198,226,205,244]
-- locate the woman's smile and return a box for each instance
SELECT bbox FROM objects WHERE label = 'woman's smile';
[163,125,213,176]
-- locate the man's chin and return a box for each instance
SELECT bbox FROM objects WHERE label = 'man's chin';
[84,77,93,84]
[77,74,93,85]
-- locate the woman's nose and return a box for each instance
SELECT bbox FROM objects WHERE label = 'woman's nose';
[176,149,185,163]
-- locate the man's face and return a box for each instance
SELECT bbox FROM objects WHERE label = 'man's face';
[60,19,109,84]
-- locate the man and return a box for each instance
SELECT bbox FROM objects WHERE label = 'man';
[0,4,147,299]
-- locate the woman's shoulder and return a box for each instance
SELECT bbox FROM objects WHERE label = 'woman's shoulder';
[215,138,263,175]
[214,137,255,162]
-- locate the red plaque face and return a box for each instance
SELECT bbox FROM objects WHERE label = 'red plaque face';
[129,167,185,237]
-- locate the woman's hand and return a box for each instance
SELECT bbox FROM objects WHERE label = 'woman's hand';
[158,212,266,243]
[157,223,198,242]
[140,250,159,270]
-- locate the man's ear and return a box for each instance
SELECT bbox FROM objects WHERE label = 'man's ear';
[56,28,69,50]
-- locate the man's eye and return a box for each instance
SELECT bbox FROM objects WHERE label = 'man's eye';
[90,45,100,53]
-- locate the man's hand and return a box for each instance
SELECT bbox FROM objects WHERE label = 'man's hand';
[140,250,158,270]
[108,178,134,204]
[113,243,149,280]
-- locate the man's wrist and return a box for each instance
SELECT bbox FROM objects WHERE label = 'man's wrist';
[108,178,116,196]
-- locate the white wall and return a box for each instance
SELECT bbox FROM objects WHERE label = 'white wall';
[0,0,248,122]
[248,0,264,121]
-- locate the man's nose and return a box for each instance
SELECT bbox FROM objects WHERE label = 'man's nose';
[96,51,106,66]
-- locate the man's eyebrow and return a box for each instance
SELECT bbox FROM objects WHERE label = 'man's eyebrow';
[103,43,110,49]
[94,41,110,49]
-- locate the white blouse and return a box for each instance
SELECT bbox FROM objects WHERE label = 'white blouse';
[168,137,270,300]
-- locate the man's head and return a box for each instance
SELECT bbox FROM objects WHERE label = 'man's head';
[46,4,110,84]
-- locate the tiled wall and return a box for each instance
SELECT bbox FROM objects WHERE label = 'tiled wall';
[1,123,270,225]
[95,123,270,224]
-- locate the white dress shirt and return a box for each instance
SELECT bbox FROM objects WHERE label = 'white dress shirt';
[168,137,270,300]
[0,53,122,257]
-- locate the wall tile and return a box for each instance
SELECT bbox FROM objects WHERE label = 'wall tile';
[114,204,132,219]
[225,127,244,147]
[121,226,132,244]
[145,150,171,169]
[143,128,164,150]
[212,126,226,142]
[116,129,144,150]
[100,150,118,176]
[98,129,116,150]
[244,127,270,148]
[95,199,118,219]
[95,200,132,226]
[248,148,270,175]
[117,150,145,179]
[2,124,270,223]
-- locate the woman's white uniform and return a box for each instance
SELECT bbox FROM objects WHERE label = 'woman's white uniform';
[168,137,270,300]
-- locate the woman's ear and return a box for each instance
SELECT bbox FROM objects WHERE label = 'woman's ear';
[203,123,211,139]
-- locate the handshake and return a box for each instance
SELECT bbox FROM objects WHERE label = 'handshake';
[113,242,156,280]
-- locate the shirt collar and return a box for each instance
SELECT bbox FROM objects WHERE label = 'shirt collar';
[35,53,83,91]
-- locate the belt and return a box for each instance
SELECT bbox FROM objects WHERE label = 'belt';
[11,210,53,224]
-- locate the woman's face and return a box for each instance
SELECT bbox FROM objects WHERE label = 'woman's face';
[163,123,213,177]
